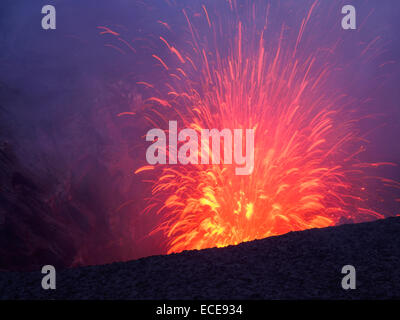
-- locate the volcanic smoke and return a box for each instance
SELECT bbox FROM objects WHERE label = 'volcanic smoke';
[109,0,400,254]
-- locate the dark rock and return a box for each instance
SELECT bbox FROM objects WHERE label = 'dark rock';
[1,217,400,299]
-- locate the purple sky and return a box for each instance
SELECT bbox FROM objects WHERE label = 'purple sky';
[0,0,399,269]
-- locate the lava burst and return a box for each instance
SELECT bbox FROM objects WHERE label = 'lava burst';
[125,1,398,254]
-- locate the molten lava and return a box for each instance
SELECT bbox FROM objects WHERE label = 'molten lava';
[120,1,399,254]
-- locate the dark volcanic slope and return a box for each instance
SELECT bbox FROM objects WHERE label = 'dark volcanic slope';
[1,217,400,299]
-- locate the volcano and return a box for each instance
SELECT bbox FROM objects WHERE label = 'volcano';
[1,216,400,299]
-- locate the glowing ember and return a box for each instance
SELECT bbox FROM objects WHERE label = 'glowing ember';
[118,1,399,254]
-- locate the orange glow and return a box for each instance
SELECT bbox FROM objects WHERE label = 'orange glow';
[127,1,398,254]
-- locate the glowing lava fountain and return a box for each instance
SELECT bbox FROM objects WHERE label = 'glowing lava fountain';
[128,1,398,254]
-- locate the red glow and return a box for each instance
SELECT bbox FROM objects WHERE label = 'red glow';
[119,1,399,254]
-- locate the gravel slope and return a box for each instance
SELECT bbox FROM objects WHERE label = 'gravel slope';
[1,217,400,299]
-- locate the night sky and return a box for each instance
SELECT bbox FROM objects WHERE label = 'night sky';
[0,0,399,271]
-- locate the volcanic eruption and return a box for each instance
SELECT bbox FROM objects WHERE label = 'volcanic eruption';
[110,0,400,254]
[1,0,399,272]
